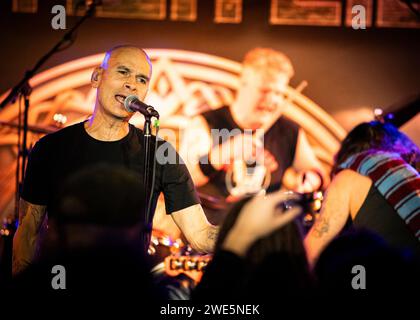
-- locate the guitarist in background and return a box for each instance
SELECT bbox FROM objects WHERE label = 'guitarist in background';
[181,48,328,224]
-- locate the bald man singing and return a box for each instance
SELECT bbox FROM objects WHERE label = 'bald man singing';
[12,45,218,276]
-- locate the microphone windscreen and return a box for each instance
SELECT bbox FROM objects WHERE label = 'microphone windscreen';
[124,95,138,112]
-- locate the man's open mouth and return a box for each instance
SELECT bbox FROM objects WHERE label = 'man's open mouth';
[115,94,127,104]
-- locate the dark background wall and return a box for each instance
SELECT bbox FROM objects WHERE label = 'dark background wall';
[1,0,419,114]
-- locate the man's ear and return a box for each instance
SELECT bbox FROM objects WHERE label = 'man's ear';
[91,67,103,88]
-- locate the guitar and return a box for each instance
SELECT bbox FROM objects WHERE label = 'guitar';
[164,254,212,282]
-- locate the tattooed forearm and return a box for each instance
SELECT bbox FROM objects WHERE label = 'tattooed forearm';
[18,199,46,230]
[13,199,47,275]
[193,225,219,253]
[12,255,26,275]
[312,216,329,238]
[18,199,29,226]
[208,226,219,241]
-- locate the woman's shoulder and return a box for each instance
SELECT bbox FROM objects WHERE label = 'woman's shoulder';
[333,170,372,219]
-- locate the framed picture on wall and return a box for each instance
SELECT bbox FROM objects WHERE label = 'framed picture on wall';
[377,0,420,28]
[270,0,342,26]
[170,0,197,21]
[67,0,166,20]
[12,0,37,13]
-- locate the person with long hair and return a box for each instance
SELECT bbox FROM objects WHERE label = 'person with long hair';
[305,121,420,266]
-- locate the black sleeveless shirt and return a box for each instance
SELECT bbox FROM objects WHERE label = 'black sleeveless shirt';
[354,184,420,256]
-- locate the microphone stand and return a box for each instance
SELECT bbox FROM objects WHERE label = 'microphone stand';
[0,1,99,279]
[142,115,159,254]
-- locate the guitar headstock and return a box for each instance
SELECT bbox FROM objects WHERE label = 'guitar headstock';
[164,254,212,282]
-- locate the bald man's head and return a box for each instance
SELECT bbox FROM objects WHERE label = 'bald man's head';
[100,45,152,71]
[91,45,152,120]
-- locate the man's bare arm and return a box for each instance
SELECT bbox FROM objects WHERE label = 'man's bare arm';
[171,204,218,253]
[12,199,47,275]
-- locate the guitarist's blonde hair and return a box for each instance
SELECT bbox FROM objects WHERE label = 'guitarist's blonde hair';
[242,47,294,79]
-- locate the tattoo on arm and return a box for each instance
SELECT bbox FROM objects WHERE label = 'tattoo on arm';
[18,199,29,226]
[312,216,329,238]
[207,226,219,241]
[195,226,218,253]
[13,199,47,275]
[12,256,24,275]
[18,199,46,231]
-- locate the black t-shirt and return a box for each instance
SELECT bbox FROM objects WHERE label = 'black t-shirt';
[21,121,200,224]
[200,106,300,196]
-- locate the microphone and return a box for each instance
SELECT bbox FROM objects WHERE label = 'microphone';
[124,95,160,118]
